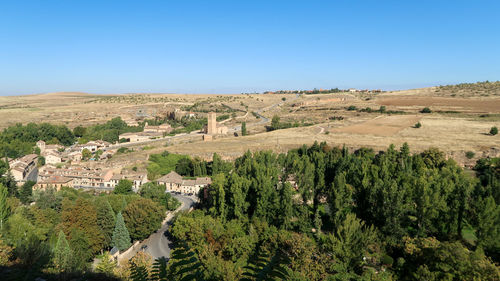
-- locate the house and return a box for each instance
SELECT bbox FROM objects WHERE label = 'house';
[156,171,211,195]
[104,173,148,191]
[45,151,62,165]
[35,176,74,191]
[157,171,183,190]
[118,132,162,143]
[9,154,38,182]
[143,122,172,134]
[73,140,110,153]
[38,167,114,189]
[67,151,83,162]
[179,179,196,194]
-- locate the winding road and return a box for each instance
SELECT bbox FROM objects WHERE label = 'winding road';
[141,194,196,260]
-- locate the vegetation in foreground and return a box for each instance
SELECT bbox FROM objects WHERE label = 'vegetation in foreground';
[0,143,499,280]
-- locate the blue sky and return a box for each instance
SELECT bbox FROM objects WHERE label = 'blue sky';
[0,0,499,95]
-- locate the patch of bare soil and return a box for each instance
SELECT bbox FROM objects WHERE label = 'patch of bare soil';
[331,115,421,136]
[376,97,500,113]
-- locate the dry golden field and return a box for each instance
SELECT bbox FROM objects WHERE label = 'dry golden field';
[1,85,499,167]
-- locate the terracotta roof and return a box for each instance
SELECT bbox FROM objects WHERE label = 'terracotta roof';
[181,179,196,187]
[195,177,212,185]
[40,175,73,184]
[157,171,183,184]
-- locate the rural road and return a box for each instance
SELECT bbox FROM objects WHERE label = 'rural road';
[142,193,196,260]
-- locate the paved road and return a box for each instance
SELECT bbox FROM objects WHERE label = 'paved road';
[142,194,196,259]
[25,167,38,182]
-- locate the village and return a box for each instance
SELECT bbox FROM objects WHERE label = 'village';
[5,111,234,195]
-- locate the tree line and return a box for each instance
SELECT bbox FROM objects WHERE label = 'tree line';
[166,143,499,280]
[0,171,179,279]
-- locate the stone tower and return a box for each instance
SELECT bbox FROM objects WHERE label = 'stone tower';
[36,140,46,154]
[207,112,217,135]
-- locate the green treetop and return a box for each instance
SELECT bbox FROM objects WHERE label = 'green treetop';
[112,212,132,251]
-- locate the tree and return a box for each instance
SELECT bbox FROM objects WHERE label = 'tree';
[241,122,247,136]
[421,107,432,113]
[61,197,105,253]
[0,235,13,266]
[475,196,500,253]
[96,198,116,248]
[122,198,164,240]
[112,212,132,251]
[19,180,35,204]
[279,182,293,230]
[175,158,193,176]
[81,148,92,160]
[414,122,422,128]
[140,182,180,211]
[271,115,280,130]
[0,183,9,230]
[53,230,72,272]
[114,179,133,194]
[68,227,93,271]
[209,173,226,220]
[465,151,475,159]
[3,171,18,198]
[95,252,117,276]
[320,214,377,272]
[73,126,86,138]
[490,126,498,136]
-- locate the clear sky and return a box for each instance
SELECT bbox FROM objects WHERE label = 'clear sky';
[0,0,499,95]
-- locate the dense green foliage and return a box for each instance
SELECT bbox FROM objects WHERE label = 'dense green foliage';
[0,123,75,158]
[267,115,312,131]
[147,151,209,180]
[165,144,500,280]
[122,198,165,241]
[78,117,143,144]
[113,179,134,194]
[140,182,181,211]
[0,182,179,279]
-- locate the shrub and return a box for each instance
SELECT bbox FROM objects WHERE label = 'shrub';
[421,107,432,113]
[414,122,422,128]
[465,151,475,159]
[490,126,498,135]
[347,105,357,111]
[379,106,386,113]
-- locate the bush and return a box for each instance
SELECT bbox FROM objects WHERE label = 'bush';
[379,106,386,113]
[490,126,498,135]
[465,151,475,159]
[421,107,432,113]
[347,105,357,111]
[414,122,422,128]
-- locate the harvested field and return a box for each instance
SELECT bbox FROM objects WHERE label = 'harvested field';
[376,97,500,113]
[331,115,421,136]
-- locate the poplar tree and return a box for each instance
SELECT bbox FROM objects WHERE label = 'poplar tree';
[279,182,293,230]
[112,212,131,251]
[241,122,247,136]
[0,183,9,230]
[96,198,116,248]
[53,230,72,272]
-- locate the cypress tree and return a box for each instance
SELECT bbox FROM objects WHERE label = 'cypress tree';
[112,212,131,251]
[19,180,35,204]
[96,198,116,248]
[241,122,247,136]
[53,230,72,272]
[280,182,293,230]
[0,183,9,230]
